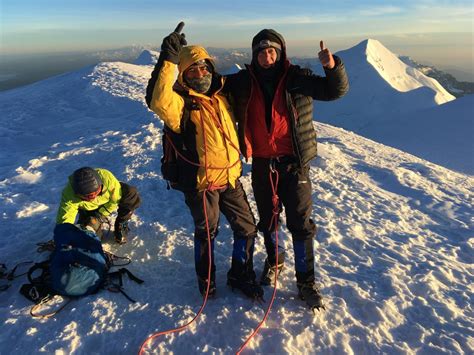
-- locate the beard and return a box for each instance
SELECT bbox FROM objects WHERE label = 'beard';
[185,73,213,94]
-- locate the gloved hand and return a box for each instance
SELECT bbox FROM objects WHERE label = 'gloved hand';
[160,22,187,64]
[87,209,103,219]
[78,209,105,236]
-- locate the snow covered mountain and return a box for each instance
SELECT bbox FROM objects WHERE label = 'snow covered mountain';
[362,94,474,175]
[305,39,473,175]
[134,49,160,66]
[399,55,474,98]
[315,39,456,129]
[0,54,472,354]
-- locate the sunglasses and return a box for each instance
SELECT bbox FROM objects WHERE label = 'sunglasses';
[78,186,102,201]
[185,64,211,77]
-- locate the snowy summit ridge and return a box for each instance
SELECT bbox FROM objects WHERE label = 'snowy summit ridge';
[323,38,456,121]
[0,38,472,354]
[354,39,454,103]
[134,49,160,66]
[314,39,472,175]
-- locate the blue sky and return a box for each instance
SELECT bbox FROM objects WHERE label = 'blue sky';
[1,0,473,72]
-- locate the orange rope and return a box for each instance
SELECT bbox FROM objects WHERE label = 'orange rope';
[236,164,280,354]
[139,186,216,355]
[140,97,278,354]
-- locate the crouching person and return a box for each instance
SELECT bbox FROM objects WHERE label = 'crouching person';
[56,167,141,244]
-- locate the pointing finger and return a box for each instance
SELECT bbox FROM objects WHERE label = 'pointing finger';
[174,21,185,34]
[320,40,325,51]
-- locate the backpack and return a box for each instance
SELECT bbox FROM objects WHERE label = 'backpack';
[20,223,143,318]
[50,223,109,296]
[145,56,197,191]
[160,96,200,191]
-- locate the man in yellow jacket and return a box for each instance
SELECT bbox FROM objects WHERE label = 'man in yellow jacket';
[147,27,263,299]
[56,167,141,244]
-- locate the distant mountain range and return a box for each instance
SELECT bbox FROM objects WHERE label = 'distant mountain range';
[2,44,472,97]
[1,39,472,176]
[398,56,474,98]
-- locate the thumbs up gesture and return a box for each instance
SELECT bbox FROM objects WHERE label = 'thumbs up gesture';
[318,40,335,69]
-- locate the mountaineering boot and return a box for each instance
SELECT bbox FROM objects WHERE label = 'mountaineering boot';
[197,276,216,297]
[228,237,264,300]
[227,270,264,300]
[297,282,325,311]
[114,221,129,244]
[260,253,285,286]
[261,231,286,285]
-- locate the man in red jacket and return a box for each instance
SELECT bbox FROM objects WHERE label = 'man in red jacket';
[224,29,349,311]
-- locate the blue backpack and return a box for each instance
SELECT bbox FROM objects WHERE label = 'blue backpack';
[21,223,143,317]
[50,223,109,296]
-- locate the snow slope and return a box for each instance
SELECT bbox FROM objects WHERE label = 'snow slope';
[315,39,456,130]
[362,94,474,175]
[0,59,473,354]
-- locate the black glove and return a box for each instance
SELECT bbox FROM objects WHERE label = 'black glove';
[80,209,103,223]
[87,209,103,218]
[146,22,186,108]
[161,32,187,64]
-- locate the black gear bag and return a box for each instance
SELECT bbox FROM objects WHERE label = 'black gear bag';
[160,96,200,191]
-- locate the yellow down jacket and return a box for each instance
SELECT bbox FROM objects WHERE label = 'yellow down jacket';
[150,46,242,191]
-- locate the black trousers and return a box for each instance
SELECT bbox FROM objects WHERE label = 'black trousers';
[184,180,258,280]
[252,157,316,285]
[116,182,141,223]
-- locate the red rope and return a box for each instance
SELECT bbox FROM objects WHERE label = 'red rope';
[140,98,280,354]
[139,100,237,354]
[139,187,216,354]
[236,164,280,354]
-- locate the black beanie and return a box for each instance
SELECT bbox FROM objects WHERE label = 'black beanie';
[71,167,102,195]
[251,29,284,62]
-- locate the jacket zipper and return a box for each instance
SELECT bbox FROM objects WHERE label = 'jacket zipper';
[286,91,303,167]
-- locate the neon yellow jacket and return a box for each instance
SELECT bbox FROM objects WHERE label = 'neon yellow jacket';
[56,168,122,224]
[149,46,242,191]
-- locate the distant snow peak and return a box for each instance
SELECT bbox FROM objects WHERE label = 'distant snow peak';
[354,38,455,104]
[223,63,243,75]
[134,50,160,66]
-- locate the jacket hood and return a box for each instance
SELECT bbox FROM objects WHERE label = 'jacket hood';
[251,29,287,66]
[177,45,215,87]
